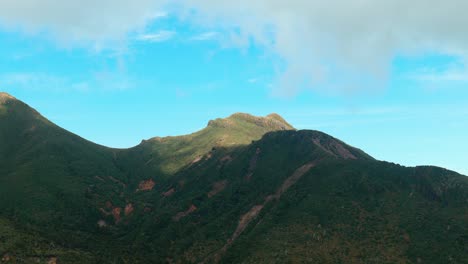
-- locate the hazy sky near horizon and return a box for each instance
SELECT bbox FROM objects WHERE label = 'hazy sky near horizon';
[0,1,467,175]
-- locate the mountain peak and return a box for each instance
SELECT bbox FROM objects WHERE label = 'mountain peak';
[208,112,294,131]
[266,112,289,124]
[0,92,51,126]
[0,92,16,104]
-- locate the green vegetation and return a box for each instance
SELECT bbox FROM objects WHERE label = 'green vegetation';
[0,92,467,263]
[116,112,294,176]
[0,217,95,263]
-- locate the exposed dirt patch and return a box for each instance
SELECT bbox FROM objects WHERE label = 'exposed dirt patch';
[220,155,233,163]
[191,151,213,165]
[245,148,261,181]
[208,204,265,263]
[218,155,233,169]
[312,138,335,156]
[330,140,357,159]
[2,253,11,262]
[99,208,111,216]
[209,161,317,262]
[100,201,117,217]
[145,158,154,165]
[94,176,105,182]
[108,176,126,188]
[274,162,317,199]
[173,204,197,222]
[26,125,36,133]
[242,162,315,232]
[47,257,58,264]
[97,220,107,228]
[207,180,228,198]
[124,203,134,216]
[312,138,356,160]
[191,156,203,165]
[163,188,175,197]
[112,207,122,223]
[231,205,264,242]
[137,179,155,191]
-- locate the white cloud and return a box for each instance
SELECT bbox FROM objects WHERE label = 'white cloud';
[411,66,468,83]
[178,0,468,95]
[3,1,468,94]
[0,72,66,90]
[247,78,259,84]
[137,30,176,42]
[190,31,218,41]
[0,0,169,47]
[151,11,169,20]
[0,71,134,92]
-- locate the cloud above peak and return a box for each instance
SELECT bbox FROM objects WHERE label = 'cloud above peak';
[0,0,167,47]
[180,0,468,94]
[2,0,468,94]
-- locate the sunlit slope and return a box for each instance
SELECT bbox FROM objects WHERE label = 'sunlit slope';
[114,112,295,178]
[0,92,466,263]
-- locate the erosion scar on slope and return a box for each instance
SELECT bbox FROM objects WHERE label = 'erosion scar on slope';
[207,161,317,263]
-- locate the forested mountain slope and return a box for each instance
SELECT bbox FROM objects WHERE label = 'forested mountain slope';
[0,92,466,263]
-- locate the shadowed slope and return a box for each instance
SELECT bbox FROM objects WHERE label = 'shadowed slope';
[0,93,127,241]
[0,92,466,263]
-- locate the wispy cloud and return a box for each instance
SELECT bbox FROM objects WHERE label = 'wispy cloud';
[175,88,190,98]
[410,67,468,83]
[0,72,66,90]
[137,30,176,42]
[0,71,133,92]
[190,31,218,41]
[93,70,135,90]
[150,11,168,20]
[70,82,91,92]
[247,78,259,84]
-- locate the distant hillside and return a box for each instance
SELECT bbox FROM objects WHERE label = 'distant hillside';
[0,92,466,263]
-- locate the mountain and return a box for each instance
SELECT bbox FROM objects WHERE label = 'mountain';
[0,92,467,263]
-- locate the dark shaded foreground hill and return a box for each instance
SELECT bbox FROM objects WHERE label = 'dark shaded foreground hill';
[0,92,467,263]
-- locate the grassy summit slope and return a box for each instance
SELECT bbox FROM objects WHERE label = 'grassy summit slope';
[115,112,295,178]
[0,92,466,263]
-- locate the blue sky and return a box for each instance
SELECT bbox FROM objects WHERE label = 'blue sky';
[0,1,467,175]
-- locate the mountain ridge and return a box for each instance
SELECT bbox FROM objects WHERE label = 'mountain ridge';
[0,92,467,263]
